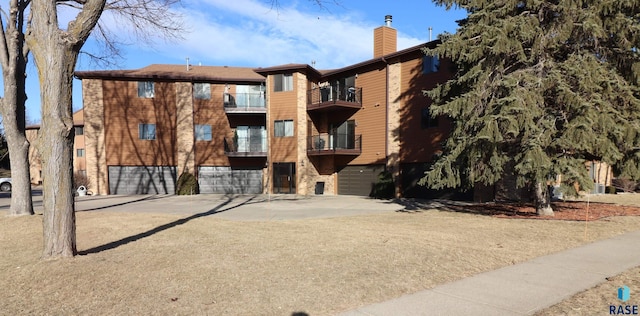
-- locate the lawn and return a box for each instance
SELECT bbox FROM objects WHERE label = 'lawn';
[1,195,639,315]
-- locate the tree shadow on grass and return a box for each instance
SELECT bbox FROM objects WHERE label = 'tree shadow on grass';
[392,198,640,221]
[75,195,173,212]
[78,194,259,255]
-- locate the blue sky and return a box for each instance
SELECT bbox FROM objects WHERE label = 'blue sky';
[23,0,467,123]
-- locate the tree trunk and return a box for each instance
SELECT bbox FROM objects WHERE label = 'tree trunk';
[2,77,34,216]
[26,0,105,259]
[28,28,78,258]
[38,50,78,258]
[0,1,34,216]
[4,118,34,217]
[534,182,554,216]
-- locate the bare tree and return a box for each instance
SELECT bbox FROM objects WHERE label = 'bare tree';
[5,0,330,259]
[23,0,184,259]
[0,0,35,217]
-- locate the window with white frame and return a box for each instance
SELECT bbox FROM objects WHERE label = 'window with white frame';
[273,74,293,92]
[274,120,294,137]
[193,83,211,99]
[139,123,156,140]
[195,124,212,141]
[76,148,85,157]
[138,81,155,98]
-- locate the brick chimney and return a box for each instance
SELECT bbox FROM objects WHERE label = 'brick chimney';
[373,15,397,58]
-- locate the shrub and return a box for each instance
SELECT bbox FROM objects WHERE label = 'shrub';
[73,171,90,190]
[176,172,199,195]
[606,185,617,194]
[611,178,637,193]
[370,171,394,199]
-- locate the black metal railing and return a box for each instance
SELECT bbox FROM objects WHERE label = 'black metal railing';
[307,133,362,154]
[307,85,362,106]
[223,93,266,111]
[224,136,267,156]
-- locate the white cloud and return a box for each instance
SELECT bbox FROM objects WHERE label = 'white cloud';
[147,0,425,69]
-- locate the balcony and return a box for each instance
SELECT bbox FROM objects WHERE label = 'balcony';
[224,136,267,157]
[307,85,362,112]
[307,133,362,156]
[223,93,266,114]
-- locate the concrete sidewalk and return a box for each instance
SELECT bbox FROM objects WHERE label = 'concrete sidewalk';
[340,229,640,316]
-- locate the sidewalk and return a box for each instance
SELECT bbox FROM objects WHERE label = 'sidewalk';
[340,229,640,316]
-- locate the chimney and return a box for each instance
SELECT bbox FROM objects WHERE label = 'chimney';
[373,15,397,58]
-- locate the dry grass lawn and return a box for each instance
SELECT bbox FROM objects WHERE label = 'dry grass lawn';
[536,193,640,316]
[1,195,640,315]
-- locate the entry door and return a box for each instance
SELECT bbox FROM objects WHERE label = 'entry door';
[237,126,266,152]
[236,126,249,152]
[273,163,296,194]
[333,120,356,149]
[249,126,266,152]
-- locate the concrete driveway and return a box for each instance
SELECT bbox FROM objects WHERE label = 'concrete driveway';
[0,193,405,221]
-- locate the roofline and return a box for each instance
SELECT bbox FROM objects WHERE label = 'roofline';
[253,64,323,78]
[75,40,440,82]
[74,70,265,83]
[322,40,439,77]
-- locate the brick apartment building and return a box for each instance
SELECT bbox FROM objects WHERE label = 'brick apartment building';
[73,16,452,196]
[26,109,86,185]
[70,16,612,197]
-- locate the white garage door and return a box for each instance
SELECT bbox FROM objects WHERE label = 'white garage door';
[198,166,263,194]
[108,166,176,195]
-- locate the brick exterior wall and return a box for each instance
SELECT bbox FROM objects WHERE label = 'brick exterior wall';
[83,79,108,194]
[175,82,195,177]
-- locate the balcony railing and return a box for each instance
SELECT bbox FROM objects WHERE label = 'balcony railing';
[307,133,362,156]
[307,85,362,111]
[224,136,267,157]
[223,93,266,114]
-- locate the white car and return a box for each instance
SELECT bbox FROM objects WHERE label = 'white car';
[0,178,11,192]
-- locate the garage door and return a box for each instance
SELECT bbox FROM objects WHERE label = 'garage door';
[338,165,384,196]
[198,166,263,194]
[108,166,176,195]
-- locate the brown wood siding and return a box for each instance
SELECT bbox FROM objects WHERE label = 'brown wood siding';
[269,73,298,163]
[348,65,387,166]
[103,80,178,166]
[397,52,453,163]
[193,83,230,166]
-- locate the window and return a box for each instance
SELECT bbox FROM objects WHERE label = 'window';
[421,107,439,128]
[139,123,156,140]
[423,55,440,74]
[193,83,211,99]
[195,124,212,141]
[273,74,293,92]
[75,126,84,135]
[138,81,155,98]
[76,149,85,157]
[274,120,294,137]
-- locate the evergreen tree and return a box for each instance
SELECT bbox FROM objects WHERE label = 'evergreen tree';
[421,1,640,215]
